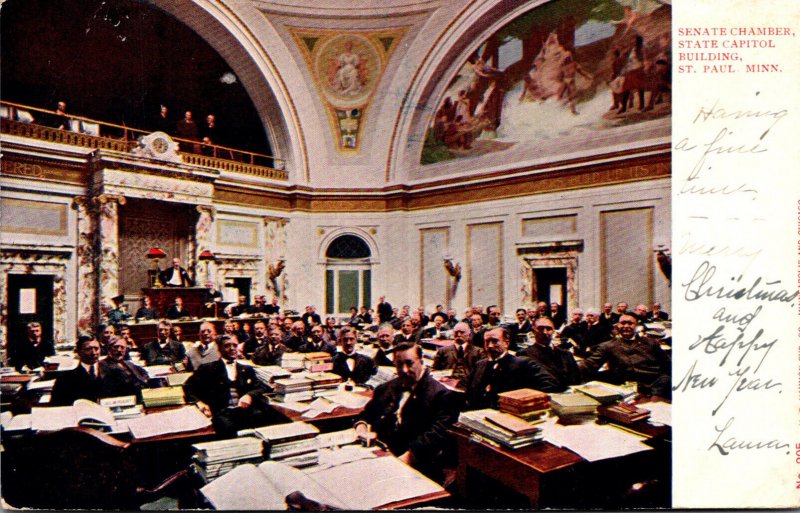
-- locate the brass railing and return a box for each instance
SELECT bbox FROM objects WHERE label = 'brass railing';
[0,101,287,180]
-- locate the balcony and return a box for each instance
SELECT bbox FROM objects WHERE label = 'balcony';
[0,101,287,181]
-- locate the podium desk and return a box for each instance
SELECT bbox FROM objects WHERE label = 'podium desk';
[142,287,207,319]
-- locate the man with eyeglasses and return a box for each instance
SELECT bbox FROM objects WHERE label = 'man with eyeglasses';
[579,314,671,398]
[518,318,581,389]
[432,322,483,384]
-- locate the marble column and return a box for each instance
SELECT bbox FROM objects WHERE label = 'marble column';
[72,196,98,335]
[94,193,125,323]
[194,205,216,284]
[263,216,289,303]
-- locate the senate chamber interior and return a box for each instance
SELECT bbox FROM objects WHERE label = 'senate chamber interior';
[0,0,673,509]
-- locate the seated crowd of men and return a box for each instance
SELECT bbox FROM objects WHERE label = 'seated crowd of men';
[8,297,670,481]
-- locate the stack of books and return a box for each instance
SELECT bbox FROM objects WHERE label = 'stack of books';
[458,409,543,449]
[140,386,185,408]
[280,353,305,371]
[192,437,265,481]
[597,402,652,425]
[250,422,321,468]
[306,372,342,398]
[497,388,550,421]
[272,377,314,402]
[253,365,291,386]
[573,382,625,405]
[303,352,334,373]
[549,393,601,417]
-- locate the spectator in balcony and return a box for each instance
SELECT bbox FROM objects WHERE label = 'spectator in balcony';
[51,101,70,130]
[153,104,172,134]
[201,114,220,145]
[175,110,199,153]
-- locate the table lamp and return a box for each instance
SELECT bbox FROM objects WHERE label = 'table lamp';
[146,247,166,287]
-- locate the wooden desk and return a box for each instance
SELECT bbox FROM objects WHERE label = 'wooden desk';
[450,419,671,509]
[419,338,454,350]
[142,287,207,319]
[270,390,372,432]
[128,316,274,347]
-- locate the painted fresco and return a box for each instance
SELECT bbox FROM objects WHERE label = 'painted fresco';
[421,0,671,164]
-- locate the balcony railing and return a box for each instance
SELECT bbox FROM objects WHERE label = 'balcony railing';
[0,101,287,181]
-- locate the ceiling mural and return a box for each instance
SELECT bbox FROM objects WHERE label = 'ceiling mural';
[290,27,408,154]
[421,0,671,165]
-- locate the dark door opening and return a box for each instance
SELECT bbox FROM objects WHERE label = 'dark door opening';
[533,267,567,311]
[7,274,55,347]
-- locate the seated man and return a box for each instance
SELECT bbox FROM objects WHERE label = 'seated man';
[432,322,483,384]
[243,320,270,357]
[252,327,288,366]
[518,318,581,389]
[583,308,613,354]
[184,334,278,436]
[372,323,395,367]
[98,337,149,398]
[559,309,587,350]
[203,281,224,305]
[106,295,131,327]
[141,320,187,368]
[8,321,54,371]
[465,327,563,410]
[249,295,270,315]
[166,297,188,320]
[186,321,221,371]
[579,314,672,398]
[419,315,448,340]
[135,296,158,321]
[51,336,103,405]
[508,308,532,344]
[646,302,669,322]
[356,342,460,482]
[331,327,375,384]
[393,319,416,345]
[282,321,307,352]
[299,324,336,355]
[229,296,250,317]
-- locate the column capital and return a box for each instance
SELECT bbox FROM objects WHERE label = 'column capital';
[71,196,92,211]
[196,205,217,218]
[263,215,289,226]
[93,193,126,206]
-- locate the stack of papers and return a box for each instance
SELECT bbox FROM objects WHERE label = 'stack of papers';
[30,399,119,433]
[140,386,186,407]
[253,365,291,385]
[126,405,211,439]
[273,377,314,402]
[365,365,396,389]
[458,409,543,449]
[638,401,671,426]
[539,417,652,462]
[193,437,265,480]
[550,393,601,417]
[251,422,321,468]
[280,353,305,371]
[573,382,631,404]
[306,372,343,397]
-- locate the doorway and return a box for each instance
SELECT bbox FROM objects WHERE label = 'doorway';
[533,267,567,310]
[7,274,54,346]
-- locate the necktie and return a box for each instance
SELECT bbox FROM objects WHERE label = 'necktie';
[89,364,96,379]
[457,345,465,360]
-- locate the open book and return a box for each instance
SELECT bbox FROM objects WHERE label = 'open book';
[30,399,118,432]
[201,456,444,510]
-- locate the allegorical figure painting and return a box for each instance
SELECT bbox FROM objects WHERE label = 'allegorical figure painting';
[422,0,671,164]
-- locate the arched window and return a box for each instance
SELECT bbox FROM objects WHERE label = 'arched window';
[324,235,372,315]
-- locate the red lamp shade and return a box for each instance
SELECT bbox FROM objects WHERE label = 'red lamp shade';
[146,248,167,259]
[198,250,215,261]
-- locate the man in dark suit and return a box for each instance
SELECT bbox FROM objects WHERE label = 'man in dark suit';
[465,327,563,410]
[432,322,483,383]
[159,258,194,287]
[184,334,278,436]
[202,282,224,305]
[580,314,672,398]
[51,336,104,406]
[252,328,288,366]
[141,320,186,368]
[646,303,670,322]
[376,296,393,324]
[299,324,336,355]
[419,316,449,340]
[282,321,306,351]
[467,313,486,348]
[393,319,417,345]
[508,308,532,347]
[98,337,149,398]
[263,296,281,315]
[8,322,54,371]
[166,296,189,320]
[229,296,250,317]
[301,305,322,328]
[559,309,588,350]
[331,327,375,384]
[135,296,159,321]
[518,318,581,389]
[242,320,269,358]
[582,308,613,354]
[372,324,395,367]
[550,302,566,329]
[356,342,460,482]
[599,302,620,327]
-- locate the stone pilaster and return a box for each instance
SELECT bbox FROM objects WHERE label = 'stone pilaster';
[72,196,97,335]
[194,205,216,284]
[94,193,125,323]
[263,216,289,303]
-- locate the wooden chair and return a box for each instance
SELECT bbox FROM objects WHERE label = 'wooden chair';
[2,427,192,509]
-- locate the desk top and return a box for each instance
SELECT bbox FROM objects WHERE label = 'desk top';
[270,390,373,425]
